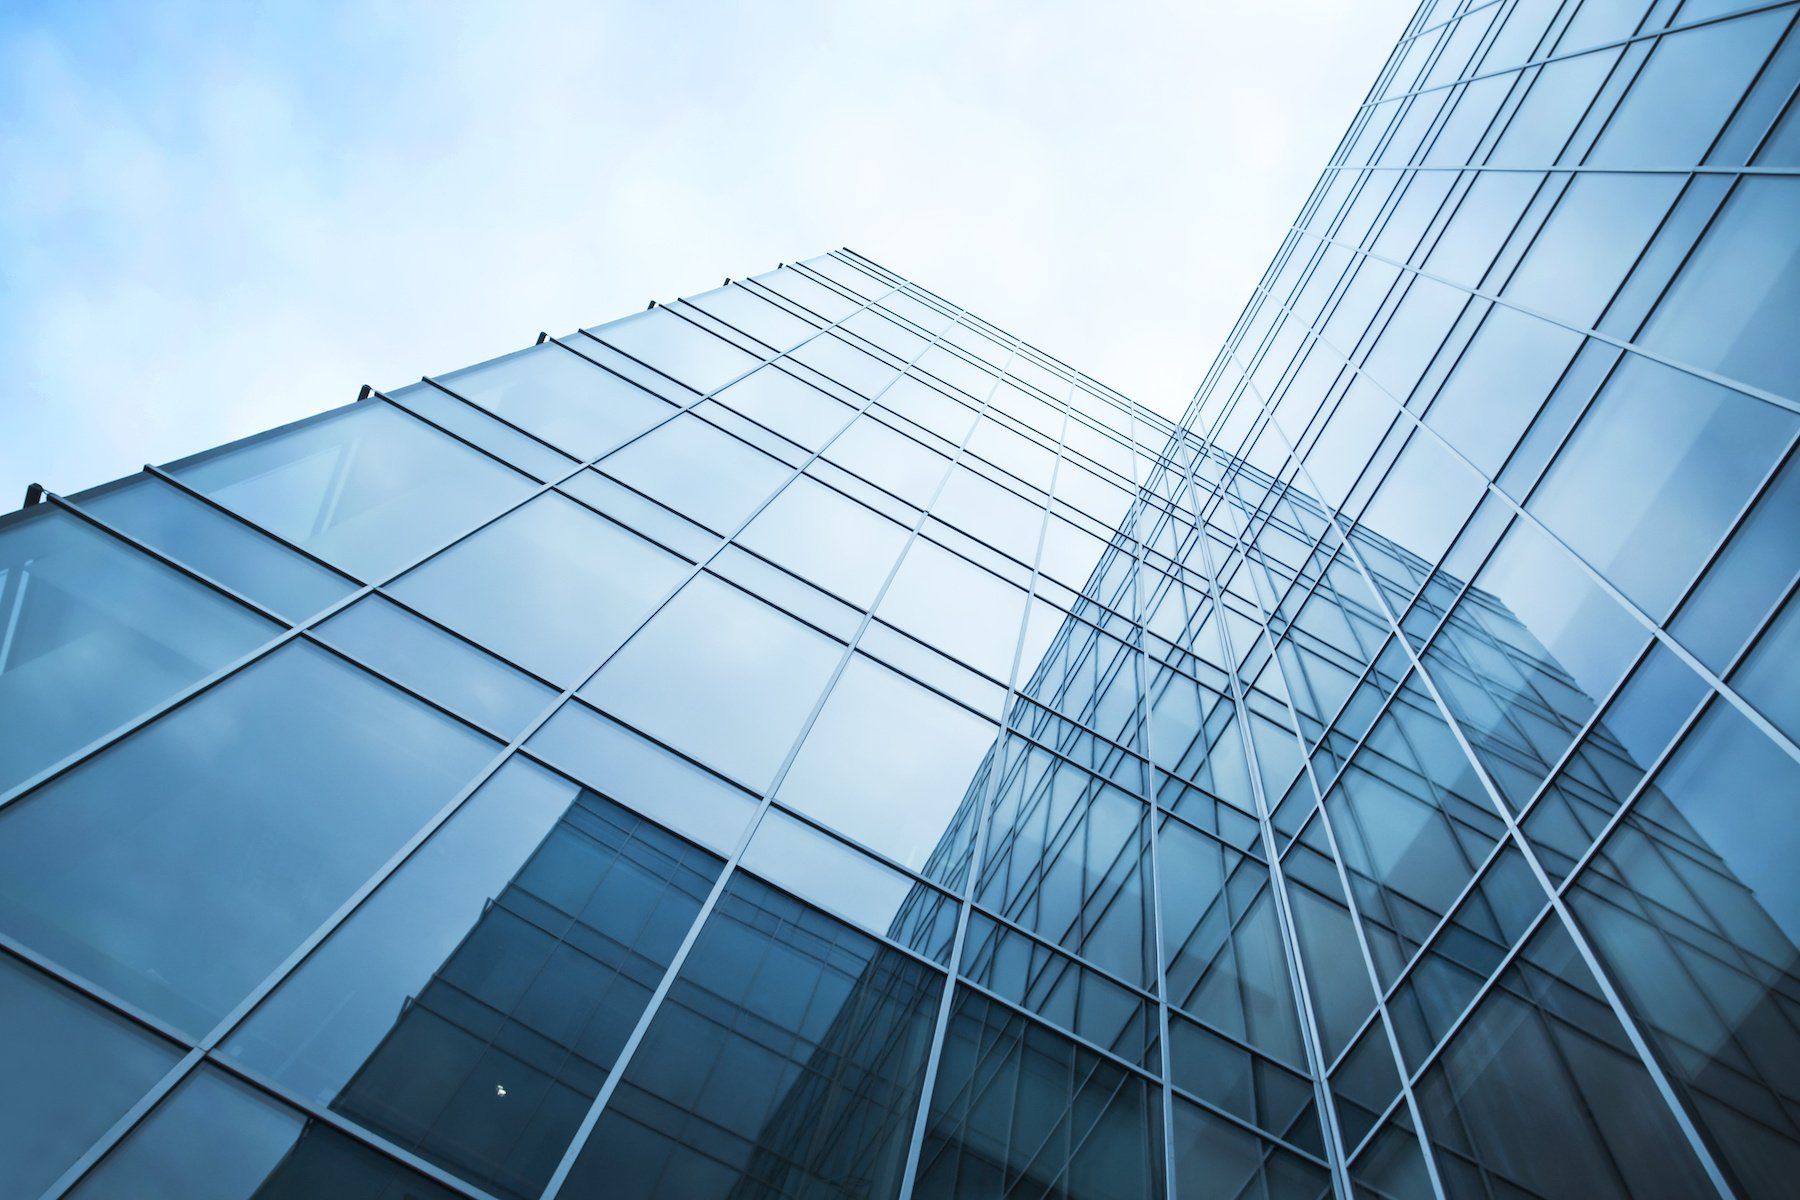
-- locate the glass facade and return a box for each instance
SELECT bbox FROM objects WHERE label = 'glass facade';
[2,2,1797,1196]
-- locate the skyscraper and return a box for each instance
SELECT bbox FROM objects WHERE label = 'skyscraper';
[0,1,1795,1198]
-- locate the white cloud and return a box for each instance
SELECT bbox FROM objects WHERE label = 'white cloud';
[0,0,1411,498]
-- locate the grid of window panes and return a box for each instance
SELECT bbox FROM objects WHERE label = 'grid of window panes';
[1178,0,1800,1197]
[0,2,1796,1196]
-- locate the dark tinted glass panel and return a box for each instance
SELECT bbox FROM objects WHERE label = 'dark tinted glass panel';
[915,987,1163,1199]
[0,952,181,1198]
[70,1066,461,1200]
[227,758,721,1199]
[561,873,942,1199]
[1569,698,1800,1200]
[1414,920,1716,1200]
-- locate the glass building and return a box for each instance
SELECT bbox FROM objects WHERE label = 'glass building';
[1,0,1796,1197]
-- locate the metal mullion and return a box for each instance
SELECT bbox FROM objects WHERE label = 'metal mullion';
[1226,348,1740,1199]
[1289,220,1800,417]
[139,462,364,582]
[33,272,917,1199]
[1235,253,1800,769]
[3,275,909,834]
[1165,441,1362,1199]
[1328,160,1800,174]
[898,370,1083,1200]
[40,491,295,629]
[1123,427,1185,1200]
[1203,452,1456,1200]
[1346,1,1798,121]
[540,315,1014,1200]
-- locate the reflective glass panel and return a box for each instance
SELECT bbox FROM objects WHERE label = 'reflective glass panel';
[226,759,721,1200]
[83,474,356,621]
[0,641,496,1034]
[0,953,181,1199]
[581,574,842,790]
[174,401,534,581]
[391,493,687,687]
[434,342,679,460]
[561,872,943,1199]
[0,505,276,793]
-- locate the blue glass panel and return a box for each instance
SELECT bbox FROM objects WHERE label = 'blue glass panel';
[916,988,1163,1198]
[70,1066,461,1199]
[225,759,721,1199]
[390,492,687,687]
[83,474,356,621]
[777,654,998,878]
[0,641,496,1034]
[0,505,276,794]
[561,872,943,1199]
[1638,177,1800,398]
[173,401,534,581]
[433,342,679,461]
[580,574,842,790]
[315,594,556,737]
[0,952,180,1198]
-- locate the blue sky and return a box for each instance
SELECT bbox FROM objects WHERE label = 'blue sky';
[1,1,1410,499]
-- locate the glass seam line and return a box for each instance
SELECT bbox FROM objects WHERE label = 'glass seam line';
[0,271,909,818]
[1224,264,1800,769]
[895,368,1075,1200]
[1224,344,1742,1200]
[537,309,1010,1200]
[1164,445,1363,1198]
[1202,460,1459,1195]
[27,271,917,1196]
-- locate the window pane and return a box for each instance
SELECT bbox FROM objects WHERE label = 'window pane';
[225,759,721,1199]
[713,366,856,452]
[434,342,679,460]
[825,414,953,508]
[589,307,763,395]
[0,953,181,1199]
[777,654,999,876]
[739,476,910,608]
[0,505,276,793]
[560,872,943,1199]
[527,700,762,855]
[916,988,1163,1199]
[71,1066,461,1200]
[0,641,497,1034]
[391,493,687,687]
[1502,175,1684,331]
[600,415,789,535]
[741,809,958,960]
[384,378,581,482]
[580,574,842,790]
[314,594,556,736]
[83,474,356,621]
[1569,699,1800,1199]
[1638,178,1800,397]
[1527,354,1793,618]
[174,401,534,581]
[876,539,1028,682]
[1414,920,1716,1200]
[1170,1093,1329,1200]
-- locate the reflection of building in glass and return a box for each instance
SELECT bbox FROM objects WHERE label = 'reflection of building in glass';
[1,0,1797,1196]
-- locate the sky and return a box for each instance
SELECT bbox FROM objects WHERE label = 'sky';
[0,1,1412,501]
